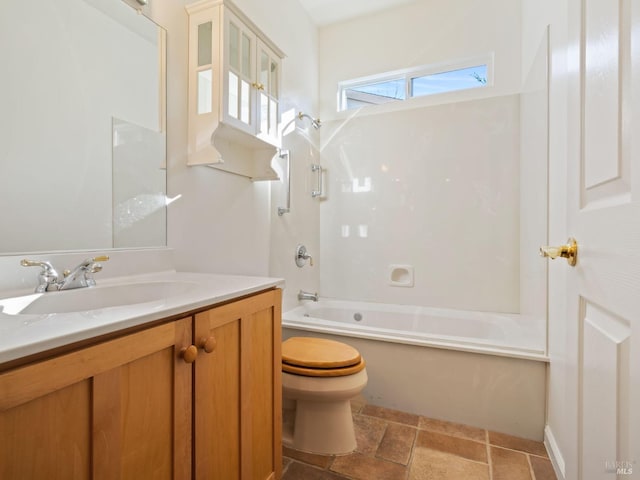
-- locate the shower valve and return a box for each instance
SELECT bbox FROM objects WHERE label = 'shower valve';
[295,244,313,267]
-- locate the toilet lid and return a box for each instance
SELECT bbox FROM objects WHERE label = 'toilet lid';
[282,337,366,377]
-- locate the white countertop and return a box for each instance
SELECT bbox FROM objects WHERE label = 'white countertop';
[0,271,284,365]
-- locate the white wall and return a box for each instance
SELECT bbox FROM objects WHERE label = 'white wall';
[236,1,323,310]
[521,2,570,479]
[232,0,322,309]
[316,0,523,312]
[519,30,548,321]
[318,0,522,122]
[270,125,322,311]
[319,95,521,312]
[149,0,319,285]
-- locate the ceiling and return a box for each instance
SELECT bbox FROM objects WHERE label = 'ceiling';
[297,0,417,26]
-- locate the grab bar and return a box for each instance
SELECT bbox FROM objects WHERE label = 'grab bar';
[277,149,291,216]
[311,164,323,198]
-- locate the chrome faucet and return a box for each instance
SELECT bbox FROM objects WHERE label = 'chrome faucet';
[298,290,319,302]
[59,256,109,290]
[21,255,109,293]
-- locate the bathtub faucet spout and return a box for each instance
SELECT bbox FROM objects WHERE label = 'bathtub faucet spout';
[298,290,319,302]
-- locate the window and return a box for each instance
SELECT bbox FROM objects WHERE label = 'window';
[338,56,491,112]
[411,65,488,97]
[343,78,406,110]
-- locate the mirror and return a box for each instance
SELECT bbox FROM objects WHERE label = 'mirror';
[0,0,166,254]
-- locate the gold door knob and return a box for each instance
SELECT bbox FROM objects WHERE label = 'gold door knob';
[199,336,217,354]
[251,82,265,91]
[540,237,578,266]
[180,345,198,363]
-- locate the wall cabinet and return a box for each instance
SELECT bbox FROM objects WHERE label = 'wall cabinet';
[0,288,282,480]
[187,0,284,181]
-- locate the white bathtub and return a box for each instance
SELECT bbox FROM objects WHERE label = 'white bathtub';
[283,298,546,361]
[282,298,548,440]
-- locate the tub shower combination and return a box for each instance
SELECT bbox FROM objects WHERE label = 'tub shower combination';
[283,298,548,440]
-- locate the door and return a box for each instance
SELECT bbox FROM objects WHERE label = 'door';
[564,0,640,478]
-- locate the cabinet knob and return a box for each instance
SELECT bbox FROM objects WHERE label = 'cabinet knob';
[199,336,217,354]
[181,345,198,363]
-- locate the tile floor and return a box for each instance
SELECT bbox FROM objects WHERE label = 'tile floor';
[282,401,557,480]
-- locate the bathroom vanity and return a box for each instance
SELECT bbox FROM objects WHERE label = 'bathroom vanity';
[0,273,283,480]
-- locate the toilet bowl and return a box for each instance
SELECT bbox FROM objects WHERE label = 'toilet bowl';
[281,337,368,455]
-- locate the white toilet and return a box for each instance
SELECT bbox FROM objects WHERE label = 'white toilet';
[281,336,368,455]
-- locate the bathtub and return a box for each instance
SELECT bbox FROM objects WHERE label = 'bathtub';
[282,298,548,440]
[283,298,546,360]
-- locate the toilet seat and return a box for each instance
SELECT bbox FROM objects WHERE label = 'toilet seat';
[282,337,366,377]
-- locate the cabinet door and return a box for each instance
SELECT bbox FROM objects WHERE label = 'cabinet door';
[187,5,222,164]
[0,319,193,480]
[194,289,282,480]
[256,40,280,145]
[223,9,256,134]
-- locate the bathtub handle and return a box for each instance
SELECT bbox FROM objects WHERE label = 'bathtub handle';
[311,164,323,198]
[277,150,291,216]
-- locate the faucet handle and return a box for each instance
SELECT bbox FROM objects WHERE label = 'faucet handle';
[21,259,49,268]
[20,259,59,276]
[295,245,314,268]
[63,255,109,277]
[20,259,61,292]
[90,264,103,274]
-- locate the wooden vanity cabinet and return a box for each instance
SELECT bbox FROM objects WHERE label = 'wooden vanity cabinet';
[0,288,282,480]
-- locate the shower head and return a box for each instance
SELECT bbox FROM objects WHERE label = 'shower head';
[298,111,321,129]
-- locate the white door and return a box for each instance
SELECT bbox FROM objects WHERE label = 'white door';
[562,0,640,478]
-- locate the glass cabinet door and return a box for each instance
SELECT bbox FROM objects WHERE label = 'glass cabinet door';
[225,11,254,132]
[197,21,213,115]
[257,40,280,142]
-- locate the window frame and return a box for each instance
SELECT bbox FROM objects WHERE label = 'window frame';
[337,53,494,112]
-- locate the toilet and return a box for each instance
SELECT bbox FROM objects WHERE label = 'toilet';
[281,336,368,455]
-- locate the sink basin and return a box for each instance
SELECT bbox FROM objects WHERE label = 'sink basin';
[0,281,199,315]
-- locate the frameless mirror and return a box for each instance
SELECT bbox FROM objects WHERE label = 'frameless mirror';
[0,0,166,254]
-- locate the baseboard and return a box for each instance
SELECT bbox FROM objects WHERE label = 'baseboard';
[544,425,566,480]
